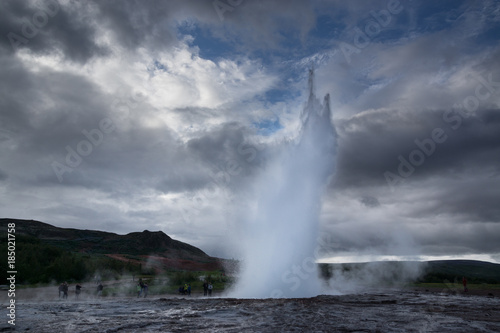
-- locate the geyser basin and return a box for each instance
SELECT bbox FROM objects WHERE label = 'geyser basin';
[230,70,337,298]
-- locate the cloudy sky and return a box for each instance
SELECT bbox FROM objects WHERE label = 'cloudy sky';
[1,0,499,262]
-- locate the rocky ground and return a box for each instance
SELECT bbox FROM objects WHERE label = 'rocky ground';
[1,287,499,332]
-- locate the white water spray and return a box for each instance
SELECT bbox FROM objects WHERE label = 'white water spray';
[231,70,336,298]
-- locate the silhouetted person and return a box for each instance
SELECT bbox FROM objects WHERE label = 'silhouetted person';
[208,282,213,296]
[58,283,64,298]
[462,277,468,292]
[203,282,208,296]
[97,283,103,297]
[62,282,69,299]
[143,283,148,298]
[75,284,82,299]
[137,283,142,297]
[138,278,145,297]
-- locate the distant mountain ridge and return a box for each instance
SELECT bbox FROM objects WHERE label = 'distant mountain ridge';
[422,259,500,284]
[0,218,221,271]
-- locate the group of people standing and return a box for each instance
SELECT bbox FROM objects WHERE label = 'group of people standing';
[179,283,191,295]
[58,278,216,299]
[203,282,213,296]
[58,282,69,299]
[178,282,213,296]
[58,282,103,299]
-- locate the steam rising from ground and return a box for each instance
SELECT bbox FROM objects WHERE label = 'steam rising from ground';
[324,261,425,294]
[230,70,337,298]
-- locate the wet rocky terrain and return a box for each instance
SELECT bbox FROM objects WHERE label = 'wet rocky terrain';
[2,289,499,332]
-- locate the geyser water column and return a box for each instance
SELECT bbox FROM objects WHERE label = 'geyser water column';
[231,70,337,298]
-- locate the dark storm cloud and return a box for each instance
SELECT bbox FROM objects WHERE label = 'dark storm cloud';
[0,56,35,131]
[331,35,500,189]
[88,0,322,58]
[0,0,326,64]
[47,122,189,191]
[0,0,107,63]
[156,122,265,194]
[0,0,212,62]
[206,0,317,50]
[415,221,500,255]
[92,0,179,52]
[0,168,7,181]
[187,122,249,167]
[0,59,118,186]
[334,107,500,189]
[327,80,500,256]
[359,195,380,207]
[405,176,500,223]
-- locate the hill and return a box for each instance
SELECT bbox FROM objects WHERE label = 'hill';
[319,260,500,285]
[420,260,500,284]
[1,218,208,258]
[0,218,222,284]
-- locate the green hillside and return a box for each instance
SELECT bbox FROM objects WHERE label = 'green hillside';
[419,260,500,284]
[319,260,500,285]
[3,218,499,288]
[0,233,138,284]
[0,218,223,286]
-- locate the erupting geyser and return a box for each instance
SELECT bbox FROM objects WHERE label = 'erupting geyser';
[231,70,337,298]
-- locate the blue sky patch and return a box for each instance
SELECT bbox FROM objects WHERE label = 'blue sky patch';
[253,117,283,136]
